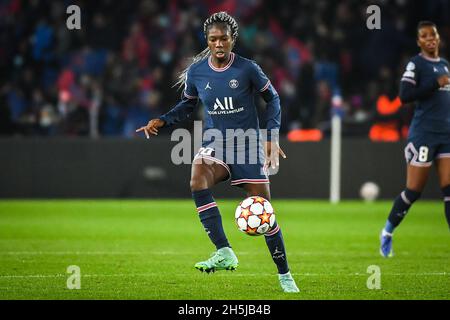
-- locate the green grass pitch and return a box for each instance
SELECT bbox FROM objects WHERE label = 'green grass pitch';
[0,200,448,300]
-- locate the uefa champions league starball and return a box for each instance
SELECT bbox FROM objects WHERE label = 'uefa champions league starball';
[235,196,276,236]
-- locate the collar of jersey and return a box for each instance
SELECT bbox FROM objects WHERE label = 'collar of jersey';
[208,52,235,72]
[419,53,440,63]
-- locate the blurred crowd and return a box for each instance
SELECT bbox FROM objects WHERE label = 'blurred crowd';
[1,0,449,139]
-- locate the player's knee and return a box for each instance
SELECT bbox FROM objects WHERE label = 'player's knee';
[245,185,271,201]
[190,176,209,192]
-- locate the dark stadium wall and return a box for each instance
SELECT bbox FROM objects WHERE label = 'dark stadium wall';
[0,138,441,199]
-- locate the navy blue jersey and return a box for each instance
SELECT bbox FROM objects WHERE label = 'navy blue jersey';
[159,53,281,141]
[400,54,450,135]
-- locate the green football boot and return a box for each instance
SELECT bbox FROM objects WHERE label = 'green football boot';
[278,272,300,293]
[194,247,238,273]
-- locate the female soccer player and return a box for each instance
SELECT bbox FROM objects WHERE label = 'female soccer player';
[136,12,299,292]
[380,21,450,257]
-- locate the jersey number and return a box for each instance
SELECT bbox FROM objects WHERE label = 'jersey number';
[418,146,429,162]
[198,147,214,157]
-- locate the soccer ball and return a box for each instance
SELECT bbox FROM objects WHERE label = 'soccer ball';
[235,196,276,236]
[360,181,380,202]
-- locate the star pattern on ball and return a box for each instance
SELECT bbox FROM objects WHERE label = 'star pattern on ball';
[246,226,258,235]
[253,196,266,205]
[259,211,271,224]
[239,206,252,220]
[235,197,276,236]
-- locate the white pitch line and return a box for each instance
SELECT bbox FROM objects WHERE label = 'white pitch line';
[0,251,212,255]
[3,251,233,255]
[0,251,147,255]
[0,274,67,278]
[0,251,421,256]
[0,272,447,279]
[1,251,240,255]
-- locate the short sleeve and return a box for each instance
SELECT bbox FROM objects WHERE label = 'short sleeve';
[400,60,419,86]
[249,61,271,92]
[183,67,198,99]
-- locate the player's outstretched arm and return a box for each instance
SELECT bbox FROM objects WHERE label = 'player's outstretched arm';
[135,95,198,138]
[136,119,165,139]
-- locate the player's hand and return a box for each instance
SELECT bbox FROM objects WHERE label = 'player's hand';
[135,119,165,139]
[264,141,287,170]
[437,75,450,87]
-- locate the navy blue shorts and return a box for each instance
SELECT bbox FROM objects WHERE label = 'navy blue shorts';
[193,142,269,187]
[405,131,450,167]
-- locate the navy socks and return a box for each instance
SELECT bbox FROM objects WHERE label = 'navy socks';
[192,189,230,250]
[264,222,289,274]
[442,185,450,229]
[385,188,421,233]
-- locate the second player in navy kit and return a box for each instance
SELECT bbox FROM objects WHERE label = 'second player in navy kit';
[380,21,450,257]
[136,12,299,293]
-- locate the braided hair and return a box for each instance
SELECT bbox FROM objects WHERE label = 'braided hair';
[174,11,239,89]
[416,20,437,36]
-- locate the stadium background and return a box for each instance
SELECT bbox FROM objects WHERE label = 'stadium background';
[1,0,449,199]
[0,0,449,302]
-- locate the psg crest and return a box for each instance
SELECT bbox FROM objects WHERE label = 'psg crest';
[229,79,239,89]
